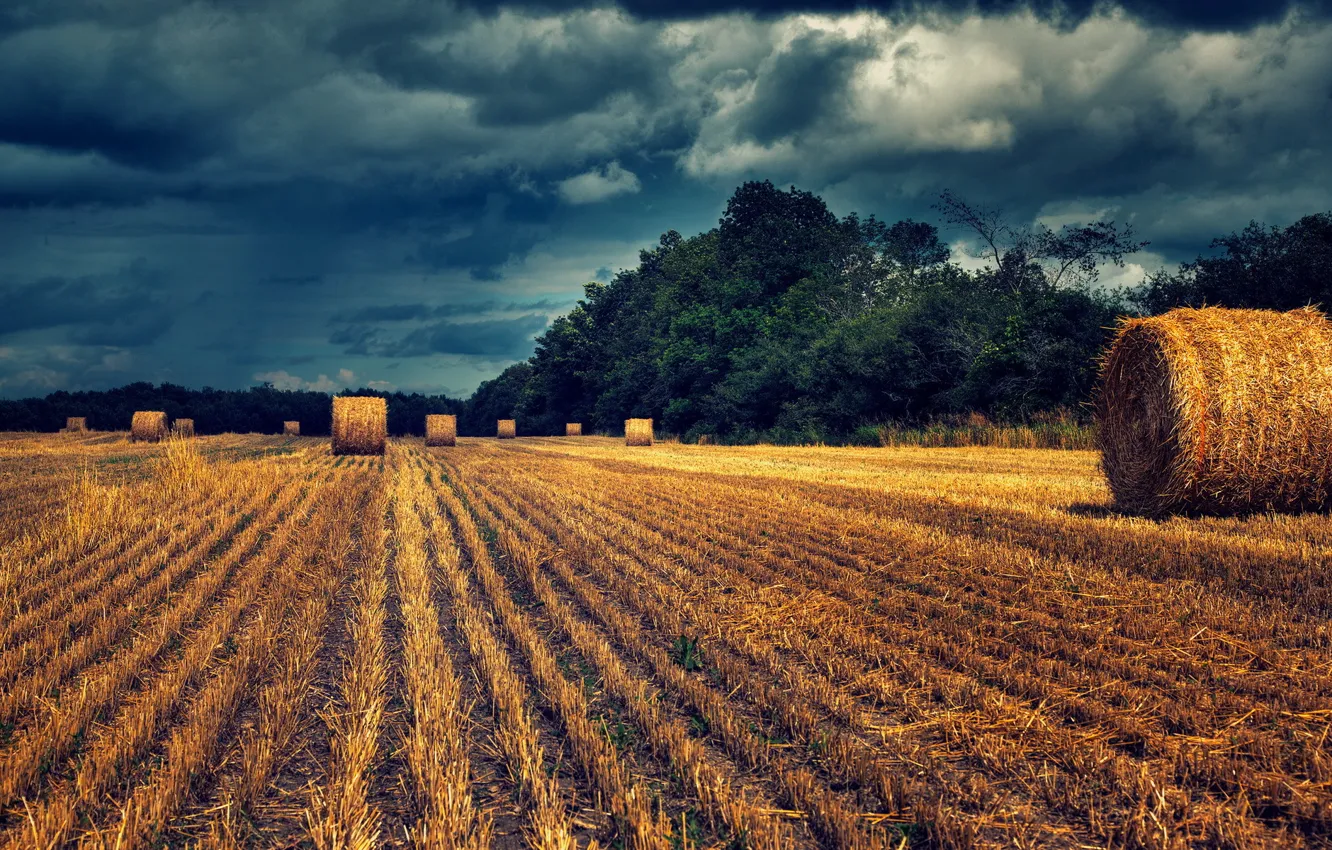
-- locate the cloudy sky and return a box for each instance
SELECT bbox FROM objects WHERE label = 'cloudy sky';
[2,0,1330,398]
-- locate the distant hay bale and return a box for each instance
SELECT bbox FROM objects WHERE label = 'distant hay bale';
[172,418,195,438]
[130,411,168,443]
[332,396,387,456]
[697,434,713,446]
[497,419,516,439]
[64,417,87,432]
[1096,306,1332,516]
[283,421,300,436]
[426,414,457,447]
[625,418,654,447]
[565,423,582,437]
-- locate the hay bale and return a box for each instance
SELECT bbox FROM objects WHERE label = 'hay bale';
[283,421,301,436]
[426,414,457,447]
[497,419,516,439]
[625,418,654,447]
[565,423,582,437]
[332,396,387,456]
[172,418,196,438]
[64,417,88,432]
[130,411,168,443]
[1096,306,1332,515]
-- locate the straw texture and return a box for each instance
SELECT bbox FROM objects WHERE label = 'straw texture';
[130,411,168,443]
[172,418,195,438]
[426,414,457,447]
[497,419,516,439]
[332,396,388,455]
[565,423,582,437]
[625,418,654,447]
[64,417,87,432]
[1096,306,1332,515]
[283,421,300,436]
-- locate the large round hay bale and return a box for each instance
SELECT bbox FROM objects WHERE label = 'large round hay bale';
[565,422,582,437]
[283,420,301,436]
[625,418,654,447]
[130,411,168,443]
[1096,306,1332,515]
[332,396,387,456]
[497,419,516,439]
[64,417,88,432]
[172,418,195,438]
[426,414,457,447]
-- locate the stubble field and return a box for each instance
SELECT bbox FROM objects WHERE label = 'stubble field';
[1,431,1330,850]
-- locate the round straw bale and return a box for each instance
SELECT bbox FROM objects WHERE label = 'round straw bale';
[130,411,168,443]
[625,418,654,447]
[172,418,195,438]
[1096,306,1332,515]
[332,396,387,455]
[283,420,301,436]
[426,414,457,447]
[497,419,516,439]
[565,422,582,437]
[64,417,88,432]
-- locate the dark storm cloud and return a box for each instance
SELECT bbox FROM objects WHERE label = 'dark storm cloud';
[738,31,878,145]
[364,24,667,127]
[331,299,571,324]
[410,191,560,279]
[389,315,552,357]
[0,261,172,346]
[458,0,1330,29]
[261,274,325,288]
[334,315,552,358]
[0,23,224,170]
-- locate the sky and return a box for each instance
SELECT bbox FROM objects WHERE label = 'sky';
[2,0,1330,399]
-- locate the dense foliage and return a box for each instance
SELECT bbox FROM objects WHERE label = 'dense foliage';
[3,182,1328,442]
[462,181,1138,442]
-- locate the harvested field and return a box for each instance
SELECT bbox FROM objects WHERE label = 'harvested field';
[2,430,1331,849]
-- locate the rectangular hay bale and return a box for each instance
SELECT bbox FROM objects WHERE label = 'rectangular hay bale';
[332,396,387,455]
[625,418,653,447]
[426,414,457,447]
[497,419,516,439]
[283,420,300,436]
[64,417,88,432]
[565,422,582,437]
[172,418,195,438]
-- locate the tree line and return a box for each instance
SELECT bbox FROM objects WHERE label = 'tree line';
[2,181,1329,441]
[0,383,462,436]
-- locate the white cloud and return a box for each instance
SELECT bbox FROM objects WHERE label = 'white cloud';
[556,161,642,204]
[252,369,356,392]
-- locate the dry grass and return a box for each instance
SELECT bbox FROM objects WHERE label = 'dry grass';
[130,411,168,443]
[425,414,457,447]
[497,419,516,439]
[625,418,653,447]
[1097,306,1332,515]
[172,418,196,438]
[332,397,387,456]
[7,434,1332,849]
[283,421,300,436]
[565,423,582,437]
[63,417,87,433]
